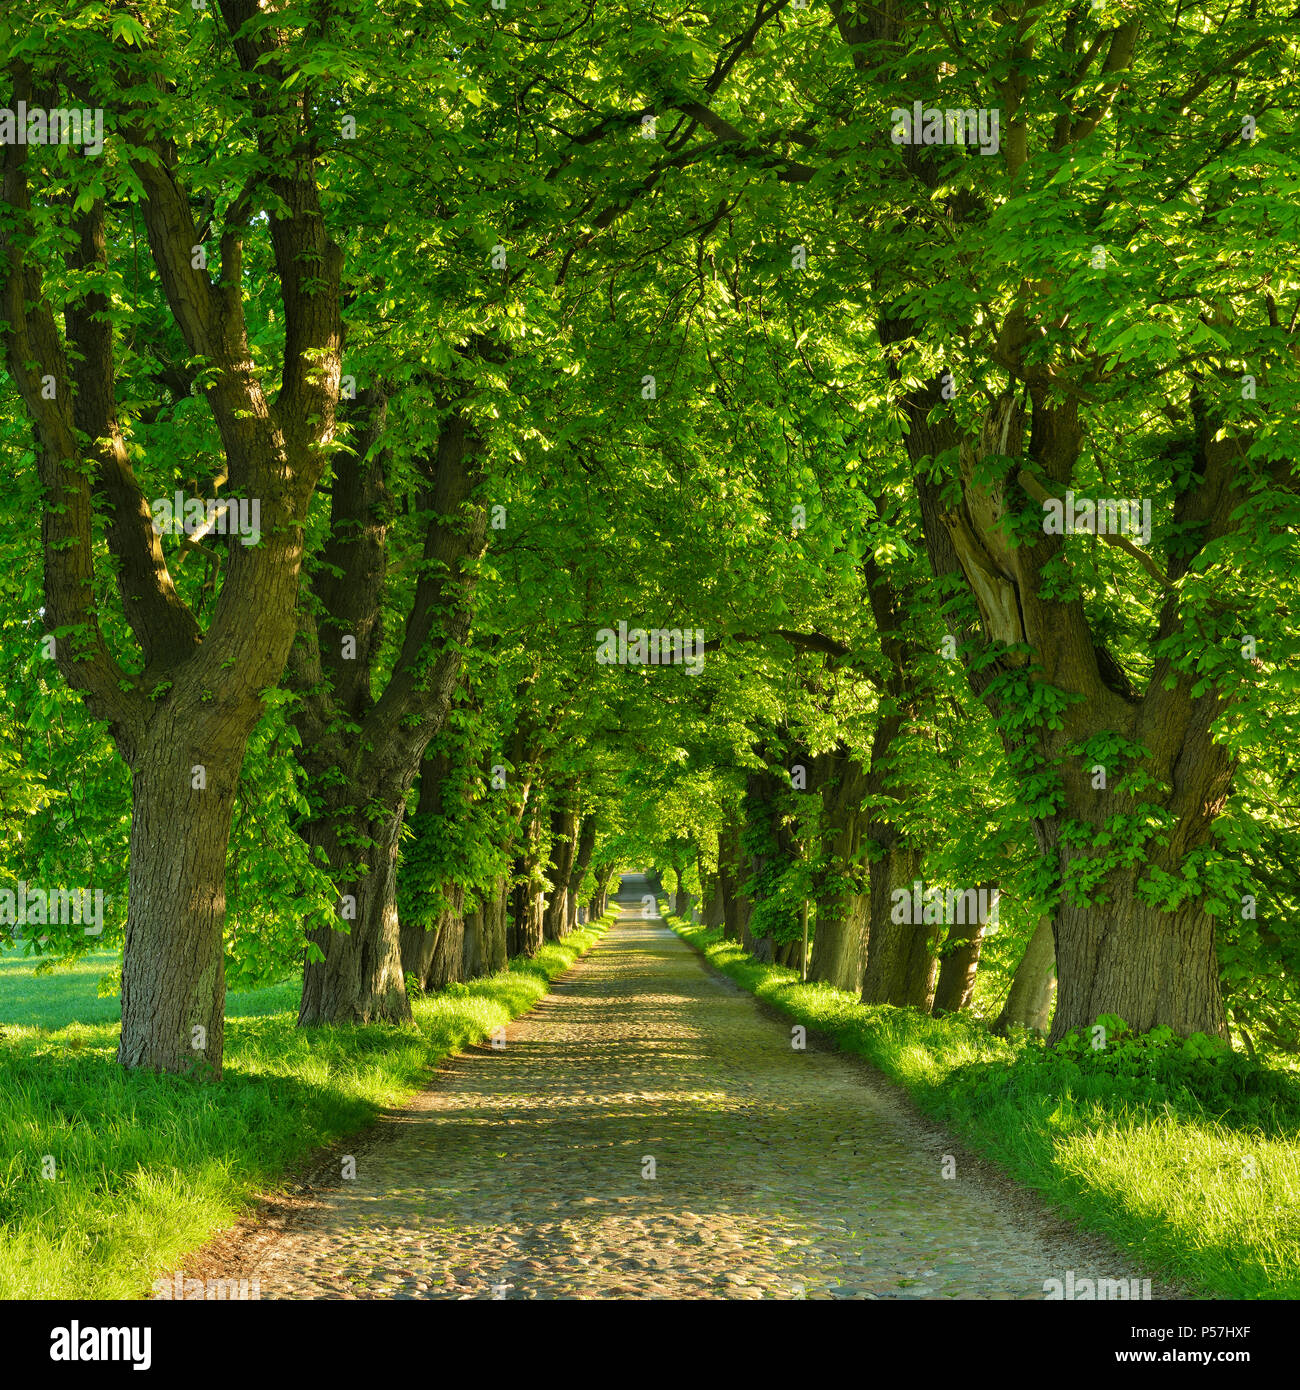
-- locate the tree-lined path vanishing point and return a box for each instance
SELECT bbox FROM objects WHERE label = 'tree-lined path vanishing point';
[169,875,1172,1301]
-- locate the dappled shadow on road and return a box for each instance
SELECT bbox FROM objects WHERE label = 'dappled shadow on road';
[192,874,1163,1301]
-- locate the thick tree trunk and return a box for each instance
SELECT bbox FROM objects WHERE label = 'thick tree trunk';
[427,884,467,991]
[543,800,578,941]
[932,885,993,1015]
[290,399,486,1027]
[861,851,937,1008]
[717,823,749,943]
[117,748,237,1076]
[461,905,484,981]
[703,877,725,928]
[400,909,436,989]
[590,862,616,920]
[300,802,411,1025]
[905,376,1239,1041]
[995,916,1057,1035]
[567,818,598,932]
[857,544,934,1009]
[808,746,870,992]
[741,921,775,963]
[482,877,510,974]
[1051,886,1223,1040]
[521,890,545,955]
[4,73,345,1077]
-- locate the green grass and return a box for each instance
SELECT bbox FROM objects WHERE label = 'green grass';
[671,919,1300,1301]
[0,920,610,1300]
[0,945,126,1030]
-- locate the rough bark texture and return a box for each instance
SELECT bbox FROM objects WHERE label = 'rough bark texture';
[861,851,936,1009]
[567,818,598,931]
[995,916,1058,1035]
[543,798,579,941]
[822,7,1240,1040]
[426,885,467,991]
[879,269,1240,1040]
[932,885,993,1016]
[808,746,871,992]
[482,877,510,974]
[301,804,411,1024]
[117,748,237,1074]
[461,906,485,981]
[717,823,750,943]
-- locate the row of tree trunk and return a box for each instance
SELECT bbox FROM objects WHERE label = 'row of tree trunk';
[400,766,611,995]
[697,809,1055,1034]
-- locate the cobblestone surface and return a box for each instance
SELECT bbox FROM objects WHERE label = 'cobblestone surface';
[167,875,1176,1300]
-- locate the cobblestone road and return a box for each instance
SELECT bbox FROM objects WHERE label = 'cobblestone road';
[172,874,1171,1300]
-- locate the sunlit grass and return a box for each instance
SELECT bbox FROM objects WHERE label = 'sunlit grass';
[0,920,609,1299]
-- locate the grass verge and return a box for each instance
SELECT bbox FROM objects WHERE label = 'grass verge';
[0,918,610,1299]
[671,918,1300,1300]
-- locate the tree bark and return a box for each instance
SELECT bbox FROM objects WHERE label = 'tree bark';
[543,796,579,941]
[995,916,1057,1035]
[117,747,237,1075]
[704,876,725,928]
[567,817,598,932]
[2,58,345,1073]
[808,745,870,992]
[426,885,467,992]
[301,804,411,1024]
[291,403,487,1025]
[462,905,484,981]
[861,852,938,1008]
[482,876,510,974]
[890,312,1239,1040]
[932,885,994,1015]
